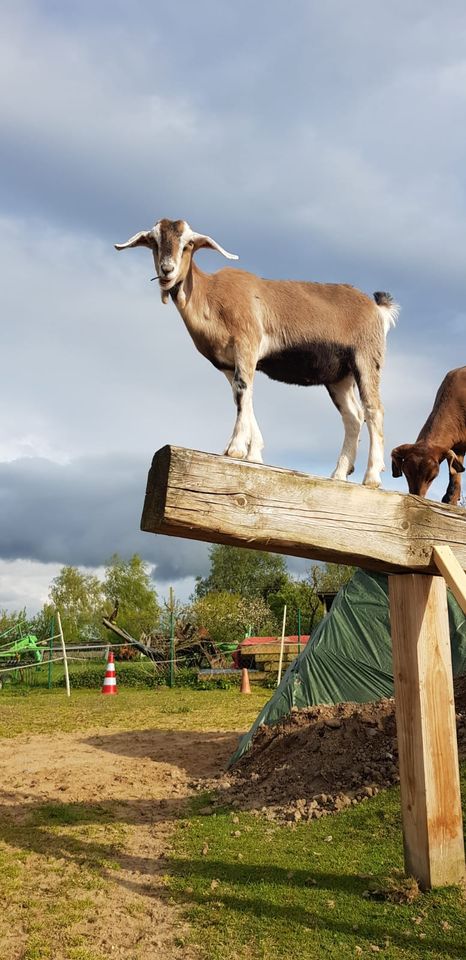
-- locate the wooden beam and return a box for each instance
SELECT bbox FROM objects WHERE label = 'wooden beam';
[433,545,466,615]
[389,574,465,889]
[141,446,466,574]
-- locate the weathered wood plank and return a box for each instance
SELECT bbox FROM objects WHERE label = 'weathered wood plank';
[433,545,466,615]
[141,446,466,574]
[389,574,465,889]
[239,643,307,656]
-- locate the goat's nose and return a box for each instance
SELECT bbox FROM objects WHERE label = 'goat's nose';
[160,262,174,276]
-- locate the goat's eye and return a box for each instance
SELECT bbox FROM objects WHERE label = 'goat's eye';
[186,240,194,248]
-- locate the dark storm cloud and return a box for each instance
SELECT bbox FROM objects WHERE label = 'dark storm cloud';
[0,455,209,581]
[2,1,466,298]
[0,1,465,608]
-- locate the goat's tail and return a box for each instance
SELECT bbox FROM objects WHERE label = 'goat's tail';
[373,290,400,336]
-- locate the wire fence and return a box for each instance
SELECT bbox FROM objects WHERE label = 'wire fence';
[0,614,242,693]
[0,646,196,691]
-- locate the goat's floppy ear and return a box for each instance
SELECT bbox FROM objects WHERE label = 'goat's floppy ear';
[391,444,412,478]
[445,450,465,474]
[190,232,239,260]
[114,230,153,251]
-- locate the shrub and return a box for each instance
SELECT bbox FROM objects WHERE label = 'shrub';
[54,662,201,689]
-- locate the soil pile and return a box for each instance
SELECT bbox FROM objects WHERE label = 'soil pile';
[215,678,466,823]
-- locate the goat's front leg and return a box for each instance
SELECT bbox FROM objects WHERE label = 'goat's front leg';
[442,453,464,505]
[223,355,263,462]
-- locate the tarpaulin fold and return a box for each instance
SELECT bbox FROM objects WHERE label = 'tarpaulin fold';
[229,570,466,765]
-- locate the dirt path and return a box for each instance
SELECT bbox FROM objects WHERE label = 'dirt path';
[0,727,238,959]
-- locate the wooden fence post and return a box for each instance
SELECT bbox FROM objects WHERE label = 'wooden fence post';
[389,574,465,889]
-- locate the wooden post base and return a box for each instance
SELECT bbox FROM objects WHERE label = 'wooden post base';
[389,574,465,889]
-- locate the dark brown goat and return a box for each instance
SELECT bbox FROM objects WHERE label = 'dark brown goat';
[391,366,466,503]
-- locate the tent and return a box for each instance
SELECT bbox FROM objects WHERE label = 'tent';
[229,569,466,765]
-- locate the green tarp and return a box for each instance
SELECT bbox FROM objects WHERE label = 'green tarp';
[229,570,466,766]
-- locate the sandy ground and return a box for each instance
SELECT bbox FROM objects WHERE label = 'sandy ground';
[0,727,238,960]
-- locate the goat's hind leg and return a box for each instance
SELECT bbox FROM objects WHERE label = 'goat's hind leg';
[355,354,385,487]
[327,375,364,481]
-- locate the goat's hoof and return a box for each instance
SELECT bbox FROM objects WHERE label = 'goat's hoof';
[225,446,247,460]
[331,469,348,482]
[363,473,382,488]
[247,450,264,464]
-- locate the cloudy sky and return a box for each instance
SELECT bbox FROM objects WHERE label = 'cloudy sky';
[1,0,465,613]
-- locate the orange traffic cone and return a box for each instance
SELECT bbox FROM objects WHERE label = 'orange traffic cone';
[240,667,251,694]
[101,651,118,695]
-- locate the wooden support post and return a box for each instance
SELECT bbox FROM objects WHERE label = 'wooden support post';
[433,545,466,615]
[389,574,465,889]
[142,447,466,888]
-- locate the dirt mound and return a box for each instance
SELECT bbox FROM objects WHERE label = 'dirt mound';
[215,679,466,823]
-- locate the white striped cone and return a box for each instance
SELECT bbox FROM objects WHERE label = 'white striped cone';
[101,651,118,695]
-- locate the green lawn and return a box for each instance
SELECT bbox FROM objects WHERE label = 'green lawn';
[170,775,466,960]
[0,685,270,738]
[0,687,465,960]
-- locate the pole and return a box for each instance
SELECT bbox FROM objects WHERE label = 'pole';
[169,586,175,689]
[47,615,54,690]
[277,605,287,687]
[389,574,465,887]
[297,607,301,655]
[57,611,71,698]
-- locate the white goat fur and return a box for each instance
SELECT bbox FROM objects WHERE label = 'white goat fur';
[115,218,399,486]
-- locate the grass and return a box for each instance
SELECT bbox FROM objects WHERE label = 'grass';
[0,800,124,960]
[169,773,466,960]
[0,685,270,737]
[0,687,465,959]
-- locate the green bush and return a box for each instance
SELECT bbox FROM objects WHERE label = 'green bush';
[53,662,202,689]
[2,660,265,692]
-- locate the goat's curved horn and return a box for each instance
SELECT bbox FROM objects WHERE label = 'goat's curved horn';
[190,232,239,260]
[114,230,153,251]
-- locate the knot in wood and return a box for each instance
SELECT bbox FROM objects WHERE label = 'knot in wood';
[235,494,248,508]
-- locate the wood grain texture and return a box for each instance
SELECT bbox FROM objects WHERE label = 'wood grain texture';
[433,545,466,614]
[389,574,465,888]
[240,643,306,656]
[141,446,466,574]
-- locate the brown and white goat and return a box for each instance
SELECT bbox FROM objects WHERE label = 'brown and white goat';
[391,366,466,504]
[115,218,398,486]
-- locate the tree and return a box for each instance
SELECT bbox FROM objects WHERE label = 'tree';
[158,594,192,640]
[49,566,104,643]
[268,568,324,636]
[193,592,275,646]
[102,554,160,640]
[0,607,28,637]
[313,562,356,594]
[29,603,55,641]
[194,545,287,601]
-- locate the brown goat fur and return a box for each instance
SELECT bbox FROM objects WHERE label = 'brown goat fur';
[392,366,466,503]
[116,218,398,487]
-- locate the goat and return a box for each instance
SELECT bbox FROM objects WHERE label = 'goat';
[391,366,466,504]
[115,218,398,486]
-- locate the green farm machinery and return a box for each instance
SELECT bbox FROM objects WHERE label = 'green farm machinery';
[0,622,43,687]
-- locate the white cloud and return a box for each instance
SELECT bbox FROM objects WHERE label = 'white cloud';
[0,559,62,614]
[0,1,464,609]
